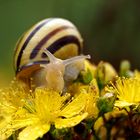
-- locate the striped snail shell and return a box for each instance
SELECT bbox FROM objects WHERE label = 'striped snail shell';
[14,18,90,91]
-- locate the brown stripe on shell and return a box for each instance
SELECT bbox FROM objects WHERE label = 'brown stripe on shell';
[30,26,74,59]
[42,35,82,58]
[16,18,53,73]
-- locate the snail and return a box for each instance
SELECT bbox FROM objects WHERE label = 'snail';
[14,18,90,92]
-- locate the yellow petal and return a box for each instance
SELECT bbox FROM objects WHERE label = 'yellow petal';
[18,123,50,140]
[0,109,28,139]
[55,112,88,129]
[115,100,135,107]
[12,116,39,130]
[8,108,38,129]
[59,93,87,118]
[0,116,13,140]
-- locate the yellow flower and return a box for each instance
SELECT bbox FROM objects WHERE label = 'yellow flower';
[109,77,140,107]
[0,80,31,139]
[82,79,99,118]
[0,80,29,109]
[0,81,88,140]
[68,79,99,118]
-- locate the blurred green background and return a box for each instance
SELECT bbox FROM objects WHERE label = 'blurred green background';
[0,0,140,86]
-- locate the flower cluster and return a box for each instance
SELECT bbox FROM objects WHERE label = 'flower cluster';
[0,60,140,140]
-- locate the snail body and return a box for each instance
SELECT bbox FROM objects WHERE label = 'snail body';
[14,18,90,92]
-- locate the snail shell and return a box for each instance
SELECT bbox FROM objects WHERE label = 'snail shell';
[14,18,83,80]
[14,18,91,92]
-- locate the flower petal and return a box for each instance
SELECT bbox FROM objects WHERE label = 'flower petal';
[59,93,87,118]
[18,123,50,140]
[115,100,135,107]
[0,112,39,139]
[55,112,88,129]
[0,116,13,139]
